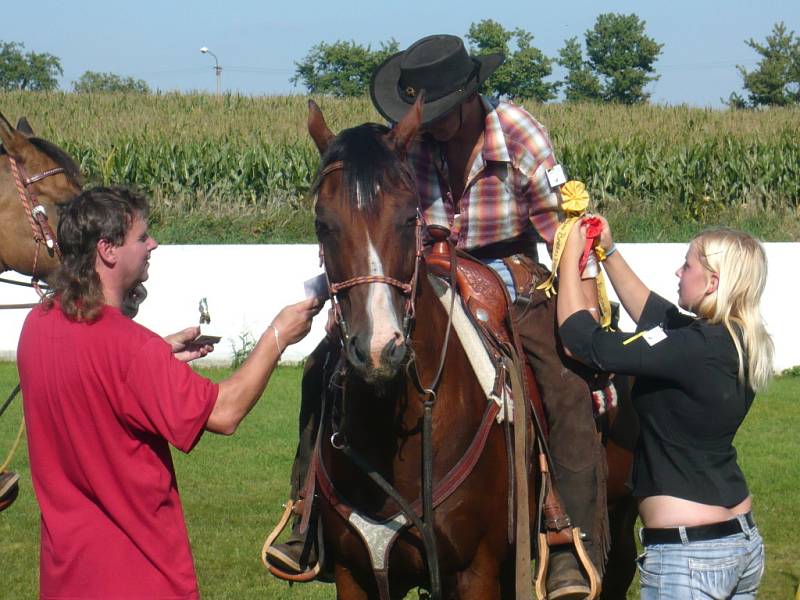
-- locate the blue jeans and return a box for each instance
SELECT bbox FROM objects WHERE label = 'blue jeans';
[637,516,765,599]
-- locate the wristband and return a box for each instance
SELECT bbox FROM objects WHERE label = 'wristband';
[595,244,617,262]
[270,325,283,355]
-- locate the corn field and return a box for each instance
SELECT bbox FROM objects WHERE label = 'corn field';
[1,91,798,242]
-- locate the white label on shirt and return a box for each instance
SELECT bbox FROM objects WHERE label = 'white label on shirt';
[643,326,667,346]
[546,164,567,189]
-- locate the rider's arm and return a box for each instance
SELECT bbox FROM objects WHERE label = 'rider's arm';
[207,298,320,435]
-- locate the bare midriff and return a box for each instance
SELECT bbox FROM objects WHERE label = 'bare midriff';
[638,495,752,529]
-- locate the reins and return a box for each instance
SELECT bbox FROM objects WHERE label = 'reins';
[0,385,24,474]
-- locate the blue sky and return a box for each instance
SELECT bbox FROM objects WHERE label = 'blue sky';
[5,0,798,107]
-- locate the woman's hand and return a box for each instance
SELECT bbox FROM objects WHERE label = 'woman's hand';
[591,214,615,252]
[563,218,588,261]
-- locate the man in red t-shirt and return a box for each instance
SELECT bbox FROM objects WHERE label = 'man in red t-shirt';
[17,186,321,600]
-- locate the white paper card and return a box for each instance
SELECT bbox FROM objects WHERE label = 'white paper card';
[546,164,567,189]
[643,326,667,346]
[304,273,328,300]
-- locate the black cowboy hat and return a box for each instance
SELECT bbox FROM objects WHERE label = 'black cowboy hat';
[370,34,504,125]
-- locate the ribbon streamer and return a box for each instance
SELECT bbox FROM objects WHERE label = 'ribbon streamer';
[537,181,613,329]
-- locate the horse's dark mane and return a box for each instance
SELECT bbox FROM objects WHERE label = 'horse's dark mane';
[1,137,83,190]
[312,123,415,214]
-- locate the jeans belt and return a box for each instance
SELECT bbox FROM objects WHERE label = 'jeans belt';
[641,512,755,545]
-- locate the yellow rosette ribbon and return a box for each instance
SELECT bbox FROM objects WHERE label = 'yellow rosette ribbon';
[537,180,613,329]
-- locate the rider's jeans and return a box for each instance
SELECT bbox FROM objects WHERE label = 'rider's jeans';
[637,519,764,600]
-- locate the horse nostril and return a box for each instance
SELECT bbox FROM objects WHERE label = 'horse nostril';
[383,336,407,366]
[347,335,368,368]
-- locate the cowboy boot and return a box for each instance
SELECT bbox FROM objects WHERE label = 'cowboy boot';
[547,549,592,600]
[265,518,318,574]
[546,463,607,599]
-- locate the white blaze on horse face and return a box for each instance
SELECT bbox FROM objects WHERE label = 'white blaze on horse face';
[365,232,402,366]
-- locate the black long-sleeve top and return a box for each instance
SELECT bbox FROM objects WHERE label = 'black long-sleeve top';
[559,292,754,507]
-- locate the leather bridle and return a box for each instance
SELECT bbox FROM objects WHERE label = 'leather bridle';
[5,155,65,284]
[317,160,424,343]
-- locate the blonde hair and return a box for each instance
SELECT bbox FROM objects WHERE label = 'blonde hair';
[692,228,774,391]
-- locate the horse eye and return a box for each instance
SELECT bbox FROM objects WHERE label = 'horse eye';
[315,220,331,235]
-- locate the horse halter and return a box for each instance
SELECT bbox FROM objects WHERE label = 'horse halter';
[6,155,65,282]
[317,160,424,343]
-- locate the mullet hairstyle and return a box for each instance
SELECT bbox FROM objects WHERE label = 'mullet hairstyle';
[46,186,149,322]
[692,227,774,392]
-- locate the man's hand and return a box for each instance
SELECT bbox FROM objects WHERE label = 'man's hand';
[324,305,340,342]
[164,326,216,363]
[269,297,324,351]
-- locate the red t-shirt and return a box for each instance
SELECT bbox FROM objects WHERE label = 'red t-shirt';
[17,303,218,600]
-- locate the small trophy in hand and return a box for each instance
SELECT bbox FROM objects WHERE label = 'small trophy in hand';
[199,297,211,325]
[194,297,221,345]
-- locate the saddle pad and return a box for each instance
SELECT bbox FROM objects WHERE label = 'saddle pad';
[428,274,512,423]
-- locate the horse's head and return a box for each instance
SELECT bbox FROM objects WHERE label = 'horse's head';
[308,98,423,384]
[0,111,83,277]
[0,113,82,206]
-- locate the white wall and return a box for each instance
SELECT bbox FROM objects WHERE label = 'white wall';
[1,243,798,371]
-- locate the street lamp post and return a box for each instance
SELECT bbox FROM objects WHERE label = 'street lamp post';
[199,46,221,97]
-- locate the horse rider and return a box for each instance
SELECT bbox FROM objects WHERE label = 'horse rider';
[267,35,607,599]
[17,186,321,599]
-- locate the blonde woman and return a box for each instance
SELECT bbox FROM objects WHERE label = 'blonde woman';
[556,220,772,599]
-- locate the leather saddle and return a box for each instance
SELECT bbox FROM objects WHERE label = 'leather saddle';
[423,225,548,437]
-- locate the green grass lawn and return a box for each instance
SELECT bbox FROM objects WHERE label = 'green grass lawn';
[1,362,798,599]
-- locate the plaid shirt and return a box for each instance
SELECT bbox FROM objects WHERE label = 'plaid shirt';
[409,97,561,251]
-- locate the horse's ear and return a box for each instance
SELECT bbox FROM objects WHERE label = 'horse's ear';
[308,100,334,155]
[0,111,29,156]
[0,111,14,145]
[16,117,34,136]
[385,92,424,159]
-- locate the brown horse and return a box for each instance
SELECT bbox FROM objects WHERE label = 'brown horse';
[307,98,539,600]
[1,112,148,316]
[0,112,82,284]
[0,112,83,510]
[304,98,641,599]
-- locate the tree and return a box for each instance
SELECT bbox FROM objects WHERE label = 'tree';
[73,71,150,94]
[573,13,662,104]
[730,22,800,107]
[0,41,62,91]
[557,37,602,102]
[466,20,557,102]
[292,39,399,97]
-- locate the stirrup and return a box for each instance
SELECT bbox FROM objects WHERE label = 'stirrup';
[534,527,601,600]
[0,471,20,512]
[261,499,321,582]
